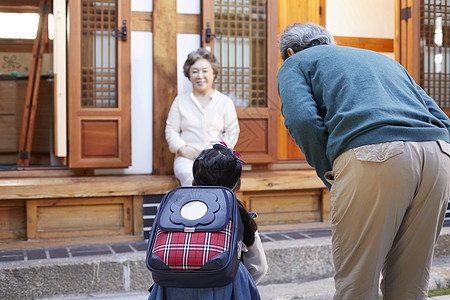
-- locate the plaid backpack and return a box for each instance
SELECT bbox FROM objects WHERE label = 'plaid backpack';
[146,186,244,288]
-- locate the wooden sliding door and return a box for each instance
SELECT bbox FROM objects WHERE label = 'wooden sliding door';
[202,0,278,163]
[68,0,131,168]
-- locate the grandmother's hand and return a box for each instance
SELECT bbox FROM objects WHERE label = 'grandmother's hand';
[177,146,200,160]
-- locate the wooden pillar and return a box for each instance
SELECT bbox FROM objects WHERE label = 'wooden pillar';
[321,188,331,221]
[132,195,144,235]
[395,0,421,83]
[277,0,325,160]
[26,200,38,240]
[153,0,178,175]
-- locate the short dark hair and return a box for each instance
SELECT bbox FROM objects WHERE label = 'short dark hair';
[193,144,241,190]
[183,48,219,79]
[193,144,257,247]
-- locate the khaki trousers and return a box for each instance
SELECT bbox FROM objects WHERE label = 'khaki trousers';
[326,141,450,300]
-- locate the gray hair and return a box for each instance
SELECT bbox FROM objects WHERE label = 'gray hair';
[183,48,219,79]
[279,22,336,61]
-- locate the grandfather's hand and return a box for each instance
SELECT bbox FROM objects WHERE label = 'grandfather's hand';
[177,145,200,160]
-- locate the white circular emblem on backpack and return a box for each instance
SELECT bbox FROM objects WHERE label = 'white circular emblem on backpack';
[180,201,208,220]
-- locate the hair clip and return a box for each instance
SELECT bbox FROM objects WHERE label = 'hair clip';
[215,141,246,164]
[249,212,258,219]
[193,153,204,162]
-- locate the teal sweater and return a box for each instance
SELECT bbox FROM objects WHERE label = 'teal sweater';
[277,45,450,189]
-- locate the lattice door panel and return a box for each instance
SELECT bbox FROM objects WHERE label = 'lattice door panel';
[81,0,118,108]
[68,0,130,168]
[201,0,277,163]
[214,0,268,108]
[421,0,450,109]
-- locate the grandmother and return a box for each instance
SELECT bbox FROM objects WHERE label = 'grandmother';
[278,22,450,300]
[165,48,239,186]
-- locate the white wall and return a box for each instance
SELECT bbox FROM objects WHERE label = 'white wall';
[326,0,395,59]
[132,0,152,12]
[326,0,395,38]
[177,0,200,14]
[177,1,201,95]
[177,34,201,95]
[95,1,154,175]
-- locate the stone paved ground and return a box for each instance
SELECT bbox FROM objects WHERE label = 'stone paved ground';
[1,224,448,300]
[0,227,333,263]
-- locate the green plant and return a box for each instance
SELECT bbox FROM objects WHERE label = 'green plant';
[378,287,450,299]
[428,287,450,297]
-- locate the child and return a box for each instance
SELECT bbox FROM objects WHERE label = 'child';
[148,143,268,300]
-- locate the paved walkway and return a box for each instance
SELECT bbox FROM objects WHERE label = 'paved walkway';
[0,228,333,263]
[36,280,450,300]
[2,226,449,300]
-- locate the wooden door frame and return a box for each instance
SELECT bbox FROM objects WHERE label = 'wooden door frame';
[395,0,421,83]
[201,0,278,164]
[277,0,325,160]
[152,0,177,175]
[67,0,131,168]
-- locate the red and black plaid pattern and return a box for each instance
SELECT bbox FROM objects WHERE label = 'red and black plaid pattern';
[152,220,233,270]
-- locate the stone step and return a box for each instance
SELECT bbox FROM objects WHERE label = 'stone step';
[0,227,449,300]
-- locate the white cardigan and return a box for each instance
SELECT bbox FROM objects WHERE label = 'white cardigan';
[165,91,240,154]
[242,231,269,284]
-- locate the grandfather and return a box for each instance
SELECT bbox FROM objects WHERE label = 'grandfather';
[277,22,450,300]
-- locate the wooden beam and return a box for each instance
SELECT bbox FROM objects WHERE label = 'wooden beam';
[0,39,52,53]
[152,0,177,175]
[240,170,325,191]
[321,189,331,221]
[0,175,179,200]
[131,11,152,32]
[334,36,394,53]
[0,170,325,201]
[26,199,37,240]
[0,0,46,13]
[177,14,200,34]
[131,12,200,34]
[132,195,144,235]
